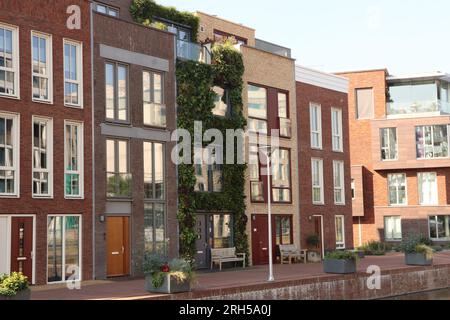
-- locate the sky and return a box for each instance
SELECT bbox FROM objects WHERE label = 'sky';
[155,0,450,75]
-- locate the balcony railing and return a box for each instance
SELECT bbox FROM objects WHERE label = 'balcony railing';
[177,40,211,64]
[387,100,439,116]
[143,103,166,128]
[107,172,132,198]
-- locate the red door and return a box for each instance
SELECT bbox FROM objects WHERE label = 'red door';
[10,217,33,282]
[251,215,269,265]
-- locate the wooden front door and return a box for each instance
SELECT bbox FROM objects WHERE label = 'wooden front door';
[195,214,209,269]
[313,216,324,258]
[11,217,33,282]
[251,215,269,265]
[107,217,130,277]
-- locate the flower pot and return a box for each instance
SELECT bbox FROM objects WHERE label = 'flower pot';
[405,253,433,266]
[307,251,322,263]
[0,289,31,300]
[145,274,191,294]
[323,259,357,274]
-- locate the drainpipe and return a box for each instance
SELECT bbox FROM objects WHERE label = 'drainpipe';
[358,217,362,247]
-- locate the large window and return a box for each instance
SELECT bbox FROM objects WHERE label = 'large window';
[380,128,397,161]
[275,216,292,246]
[429,215,450,241]
[416,125,449,159]
[388,173,407,206]
[33,117,53,198]
[105,62,128,122]
[310,103,322,149]
[331,108,343,152]
[143,70,165,127]
[311,158,324,204]
[249,145,264,202]
[356,88,374,119]
[64,40,83,107]
[0,23,19,98]
[335,215,345,249]
[94,2,119,16]
[418,172,438,205]
[384,216,402,241]
[0,112,19,196]
[387,81,439,116]
[144,203,166,254]
[272,148,291,203]
[106,139,131,198]
[144,142,164,200]
[47,216,81,283]
[248,85,268,135]
[278,92,291,138]
[333,161,345,205]
[32,32,52,103]
[194,149,223,193]
[64,122,83,198]
[213,214,232,249]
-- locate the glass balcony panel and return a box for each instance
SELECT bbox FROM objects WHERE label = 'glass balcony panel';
[177,40,211,64]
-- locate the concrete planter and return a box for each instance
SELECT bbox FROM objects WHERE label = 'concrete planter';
[145,274,191,294]
[307,251,322,263]
[323,259,357,274]
[0,289,31,300]
[405,253,433,266]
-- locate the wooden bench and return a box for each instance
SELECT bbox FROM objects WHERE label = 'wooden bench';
[279,245,307,264]
[210,248,246,271]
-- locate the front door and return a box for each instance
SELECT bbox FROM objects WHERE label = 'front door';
[107,217,130,277]
[313,216,324,258]
[251,215,269,265]
[195,214,208,269]
[10,217,33,282]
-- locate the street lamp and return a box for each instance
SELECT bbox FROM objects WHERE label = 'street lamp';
[258,145,274,282]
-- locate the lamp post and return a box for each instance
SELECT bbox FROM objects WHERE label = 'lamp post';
[259,146,274,282]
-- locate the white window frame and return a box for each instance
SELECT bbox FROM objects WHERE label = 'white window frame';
[46,215,82,284]
[94,2,119,17]
[429,215,450,241]
[416,125,450,159]
[384,216,402,241]
[63,39,83,108]
[0,111,20,197]
[0,23,20,99]
[388,173,407,206]
[418,172,438,205]
[31,31,53,104]
[335,215,346,249]
[331,107,343,152]
[311,158,324,205]
[310,103,322,149]
[64,121,84,199]
[32,116,53,198]
[333,160,345,205]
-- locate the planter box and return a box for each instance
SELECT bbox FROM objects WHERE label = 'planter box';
[307,251,322,263]
[145,274,191,294]
[405,253,433,266]
[0,289,31,300]
[323,259,357,274]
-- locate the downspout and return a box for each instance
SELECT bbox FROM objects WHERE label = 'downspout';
[358,217,362,247]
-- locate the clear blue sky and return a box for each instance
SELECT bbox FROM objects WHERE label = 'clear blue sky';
[156,0,450,75]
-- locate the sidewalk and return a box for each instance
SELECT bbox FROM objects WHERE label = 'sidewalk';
[31,252,450,300]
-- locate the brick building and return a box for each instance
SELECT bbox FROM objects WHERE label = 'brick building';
[0,0,93,285]
[296,66,353,257]
[339,69,450,247]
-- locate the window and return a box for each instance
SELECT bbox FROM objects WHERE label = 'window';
[311,158,324,204]
[333,161,345,205]
[416,125,449,159]
[94,2,119,16]
[143,70,166,127]
[275,216,292,246]
[64,122,83,198]
[144,203,166,254]
[213,214,232,248]
[32,32,52,103]
[351,179,355,200]
[387,81,439,116]
[144,142,164,200]
[0,23,19,98]
[335,215,345,249]
[272,148,291,203]
[278,92,291,138]
[0,112,19,196]
[64,40,83,107]
[106,139,131,198]
[429,215,450,241]
[249,146,264,202]
[47,216,81,283]
[194,149,223,193]
[356,88,374,119]
[33,117,53,198]
[418,172,438,205]
[105,62,128,122]
[310,103,322,149]
[331,108,343,152]
[248,85,267,134]
[384,216,402,241]
[388,173,407,206]
[380,128,397,161]
[212,86,228,117]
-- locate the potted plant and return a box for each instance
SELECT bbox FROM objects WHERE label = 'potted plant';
[323,250,359,274]
[144,253,194,294]
[0,272,30,300]
[401,235,434,266]
[306,234,322,263]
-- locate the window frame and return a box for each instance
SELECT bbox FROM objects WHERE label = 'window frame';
[94,2,119,17]
[0,111,20,197]
[143,69,166,128]
[106,138,131,199]
[384,216,402,241]
[105,61,129,123]
[32,116,53,199]
[387,173,407,206]
[143,141,165,200]
[428,215,450,241]
[247,84,268,135]
[194,148,223,193]
[64,121,84,199]
[31,31,53,104]
[310,103,322,150]
[335,215,346,249]
[331,107,343,152]
[0,22,20,99]
[249,145,264,203]
[278,91,291,138]
[333,160,345,205]
[355,87,374,120]
[63,39,83,108]
[144,202,167,254]
[418,172,438,205]
[415,125,449,159]
[380,127,398,161]
[311,158,324,205]
[271,148,292,203]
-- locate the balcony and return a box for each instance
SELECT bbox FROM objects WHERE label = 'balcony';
[143,103,166,128]
[177,40,211,64]
[107,173,132,198]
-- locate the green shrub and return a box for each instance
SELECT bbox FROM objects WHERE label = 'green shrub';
[359,241,386,256]
[0,272,28,297]
[401,234,434,259]
[325,250,359,261]
[143,253,194,289]
[306,234,320,248]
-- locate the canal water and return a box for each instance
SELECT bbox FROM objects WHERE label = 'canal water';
[384,288,450,300]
